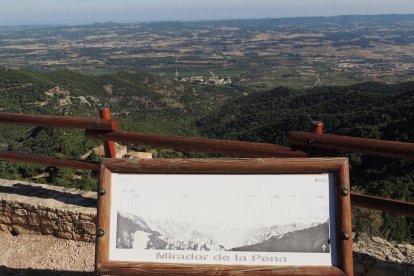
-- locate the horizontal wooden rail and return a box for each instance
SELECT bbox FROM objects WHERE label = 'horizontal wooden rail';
[0,112,118,130]
[351,193,414,216]
[0,151,99,171]
[289,131,414,160]
[0,150,412,216]
[85,129,308,158]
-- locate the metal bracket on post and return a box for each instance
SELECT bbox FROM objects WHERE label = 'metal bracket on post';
[99,108,117,158]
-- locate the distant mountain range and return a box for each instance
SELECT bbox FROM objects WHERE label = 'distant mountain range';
[117,211,329,252]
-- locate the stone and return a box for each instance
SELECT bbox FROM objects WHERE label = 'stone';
[10,214,28,224]
[3,205,12,213]
[61,222,73,232]
[371,236,392,247]
[46,211,58,220]
[0,223,11,233]
[51,222,62,231]
[79,213,92,220]
[79,221,96,235]
[385,255,400,263]
[392,249,406,261]
[28,213,40,226]
[81,234,93,242]
[38,210,48,217]
[55,231,73,240]
[41,225,54,235]
[0,214,11,224]
[14,208,28,216]
[72,232,83,241]
[12,224,40,235]
[62,215,72,223]
[17,203,33,211]
[39,216,53,226]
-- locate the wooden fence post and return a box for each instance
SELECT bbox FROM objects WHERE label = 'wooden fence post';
[311,120,324,134]
[99,108,117,158]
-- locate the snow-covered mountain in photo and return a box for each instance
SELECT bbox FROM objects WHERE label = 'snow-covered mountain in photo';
[117,211,329,252]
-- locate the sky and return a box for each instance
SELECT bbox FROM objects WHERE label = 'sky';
[1,0,414,26]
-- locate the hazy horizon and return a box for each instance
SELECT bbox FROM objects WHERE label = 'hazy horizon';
[1,0,414,26]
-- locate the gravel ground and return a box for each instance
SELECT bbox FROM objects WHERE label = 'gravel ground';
[1,231,413,275]
[0,232,94,275]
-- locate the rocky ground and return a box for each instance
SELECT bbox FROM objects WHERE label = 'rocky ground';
[0,231,413,275]
[0,231,94,275]
[353,233,414,276]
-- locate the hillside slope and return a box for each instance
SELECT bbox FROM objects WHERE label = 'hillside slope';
[197,82,414,242]
[0,68,243,134]
[0,68,243,189]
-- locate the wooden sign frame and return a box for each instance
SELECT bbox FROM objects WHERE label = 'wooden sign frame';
[96,158,352,276]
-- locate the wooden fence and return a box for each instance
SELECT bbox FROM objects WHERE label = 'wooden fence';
[0,110,412,217]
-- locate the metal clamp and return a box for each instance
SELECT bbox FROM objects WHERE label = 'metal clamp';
[98,188,106,196]
[340,188,349,196]
[97,229,105,237]
[341,232,350,240]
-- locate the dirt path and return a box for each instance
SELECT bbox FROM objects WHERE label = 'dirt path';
[0,232,94,275]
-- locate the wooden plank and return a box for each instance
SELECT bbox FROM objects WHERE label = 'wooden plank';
[102,157,346,174]
[0,151,99,171]
[1,150,411,218]
[96,158,351,275]
[351,193,414,216]
[96,164,112,273]
[0,111,118,130]
[99,108,117,158]
[289,131,414,160]
[98,264,346,275]
[85,130,308,158]
[337,160,353,276]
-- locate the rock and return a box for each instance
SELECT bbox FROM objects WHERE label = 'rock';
[55,231,73,240]
[79,222,96,235]
[28,213,40,226]
[46,211,58,220]
[0,223,11,232]
[41,225,54,235]
[14,208,27,216]
[0,214,11,224]
[79,213,93,221]
[62,215,72,223]
[10,214,28,224]
[372,236,388,245]
[12,224,40,235]
[61,222,73,232]
[39,216,53,226]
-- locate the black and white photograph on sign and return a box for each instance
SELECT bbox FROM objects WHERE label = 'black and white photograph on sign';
[108,174,337,266]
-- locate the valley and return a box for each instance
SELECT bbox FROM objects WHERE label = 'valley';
[1,14,414,90]
[0,14,413,244]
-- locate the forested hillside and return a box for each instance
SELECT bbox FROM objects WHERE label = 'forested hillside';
[0,69,243,189]
[1,68,413,242]
[197,82,414,242]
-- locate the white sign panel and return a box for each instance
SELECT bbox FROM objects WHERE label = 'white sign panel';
[108,173,337,266]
